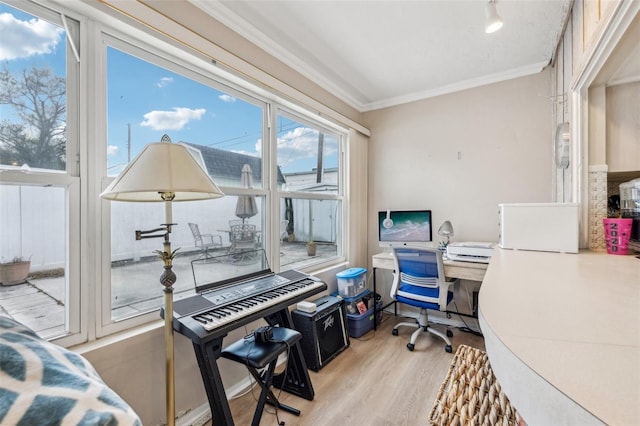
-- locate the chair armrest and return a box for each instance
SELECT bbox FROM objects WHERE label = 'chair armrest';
[202,233,223,247]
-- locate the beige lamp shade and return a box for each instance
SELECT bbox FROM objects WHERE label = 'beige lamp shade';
[100,140,224,202]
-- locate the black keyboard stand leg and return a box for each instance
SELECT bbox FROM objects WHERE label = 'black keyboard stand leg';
[193,339,235,426]
[265,394,301,416]
[246,360,300,419]
[264,309,315,401]
[251,361,276,426]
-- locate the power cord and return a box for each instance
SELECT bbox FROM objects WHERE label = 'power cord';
[264,340,291,426]
[451,301,483,337]
[241,326,290,426]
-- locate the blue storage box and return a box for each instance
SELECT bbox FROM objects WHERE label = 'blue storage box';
[347,302,381,338]
[336,267,367,297]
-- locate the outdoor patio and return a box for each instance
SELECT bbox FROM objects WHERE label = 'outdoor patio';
[0,241,336,339]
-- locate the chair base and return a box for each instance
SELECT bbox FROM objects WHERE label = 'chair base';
[194,249,214,261]
[392,309,453,353]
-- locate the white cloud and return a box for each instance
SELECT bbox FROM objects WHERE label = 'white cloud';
[219,94,236,103]
[277,127,337,165]
[107,145,119,156]
[140,107,206,131]
[0,13,63,61]
[156,77,173,88]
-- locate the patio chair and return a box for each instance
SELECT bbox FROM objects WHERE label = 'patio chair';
[228,223,259,261]
[188,223,222,260]
[228,219,244,228]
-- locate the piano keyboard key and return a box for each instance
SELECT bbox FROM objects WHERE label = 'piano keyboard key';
[194,279,324,331]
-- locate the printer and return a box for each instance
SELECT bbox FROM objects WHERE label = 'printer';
[446,242,494,263]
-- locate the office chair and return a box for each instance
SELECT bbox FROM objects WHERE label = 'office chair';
[390,246,455,353]
[188,223,222,259]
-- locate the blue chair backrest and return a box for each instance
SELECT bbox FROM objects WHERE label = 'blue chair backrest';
[394,247,440,280]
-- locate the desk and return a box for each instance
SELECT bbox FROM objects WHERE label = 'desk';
[479,249,639,425]
[371,252,488,330]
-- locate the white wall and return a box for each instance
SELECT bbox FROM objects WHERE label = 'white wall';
[364,71,554,262]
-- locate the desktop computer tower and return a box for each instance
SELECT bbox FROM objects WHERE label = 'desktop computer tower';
[291,295,350,371]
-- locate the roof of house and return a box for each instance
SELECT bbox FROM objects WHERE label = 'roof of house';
[183,142,286,185]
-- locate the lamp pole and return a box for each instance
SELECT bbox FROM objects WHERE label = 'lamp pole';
[135,195,177,426]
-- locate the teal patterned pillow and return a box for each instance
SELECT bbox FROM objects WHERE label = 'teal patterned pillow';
[0,316,141,425]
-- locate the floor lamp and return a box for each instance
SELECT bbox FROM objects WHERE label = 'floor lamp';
[100,134,224,426]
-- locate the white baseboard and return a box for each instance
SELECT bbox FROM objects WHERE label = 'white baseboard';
[176,403,211,426]
[175,364,269,426]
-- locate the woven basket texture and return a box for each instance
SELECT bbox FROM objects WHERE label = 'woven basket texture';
[429,344,519,426]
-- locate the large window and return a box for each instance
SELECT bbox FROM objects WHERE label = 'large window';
[276,112,343,269]
[102,38,345,330]
[0,1,80,341]
[104,40,268,327]
[0,0,347,342]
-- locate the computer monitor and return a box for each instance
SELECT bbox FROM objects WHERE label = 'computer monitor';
[378,210,433,248]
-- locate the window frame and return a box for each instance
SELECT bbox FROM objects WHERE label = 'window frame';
[96,25,349,336]
[97,32,272,337]
[0,0,83,346]
[270,107,347,272]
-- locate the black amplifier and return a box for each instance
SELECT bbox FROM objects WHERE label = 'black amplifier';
[291,295,350,371]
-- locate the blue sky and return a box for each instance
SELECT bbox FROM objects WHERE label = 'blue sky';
[0,3,338,175]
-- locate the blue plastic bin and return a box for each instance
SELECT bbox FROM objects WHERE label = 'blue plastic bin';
[347,302,381,338]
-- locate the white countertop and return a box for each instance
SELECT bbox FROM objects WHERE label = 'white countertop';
[479,249,640,425]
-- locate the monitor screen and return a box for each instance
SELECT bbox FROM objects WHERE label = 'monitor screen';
[378,210,433,248]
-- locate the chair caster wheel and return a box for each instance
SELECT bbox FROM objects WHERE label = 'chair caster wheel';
[407,343,415,351]
[392,329,398,336]
[445,345,452,353]
[446,330,453,338]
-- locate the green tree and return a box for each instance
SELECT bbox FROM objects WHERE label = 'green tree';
[0,65,66,170]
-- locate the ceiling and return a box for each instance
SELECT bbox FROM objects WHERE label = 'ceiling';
[190,0,572,112]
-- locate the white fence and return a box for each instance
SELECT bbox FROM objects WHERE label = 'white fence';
[1,185,338,271]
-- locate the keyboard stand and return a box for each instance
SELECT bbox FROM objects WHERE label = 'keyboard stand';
[264,308,314,400]
[187,305,314,425]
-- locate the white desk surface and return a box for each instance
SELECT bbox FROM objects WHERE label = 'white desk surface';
[479,249,640,425]
[372,251,488,282]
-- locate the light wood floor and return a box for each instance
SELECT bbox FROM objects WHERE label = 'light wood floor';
[223,312,485,426]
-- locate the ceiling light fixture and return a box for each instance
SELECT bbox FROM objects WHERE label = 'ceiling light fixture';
[485,0,503,34]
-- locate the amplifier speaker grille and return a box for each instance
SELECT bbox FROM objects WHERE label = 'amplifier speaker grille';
[291,296,350,371]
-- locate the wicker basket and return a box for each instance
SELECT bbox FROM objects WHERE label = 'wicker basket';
[429,344,519,426]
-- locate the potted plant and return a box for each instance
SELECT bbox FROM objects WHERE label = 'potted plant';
[0,256,31,286]
[306,240,317,256]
